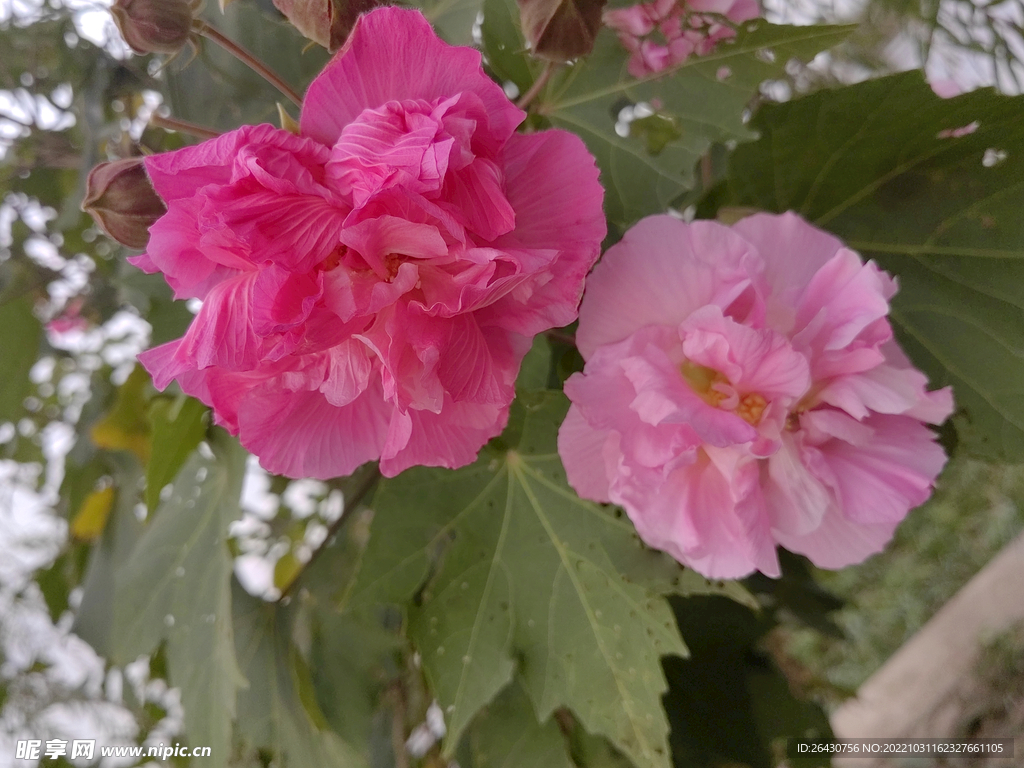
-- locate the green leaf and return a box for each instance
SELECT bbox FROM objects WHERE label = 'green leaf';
[146,395,208,513]
[539,22,855,227]
[722,71,1024,460]
[35,553,75,623]
[310,608,404,755]
[113,431,247,766]
[516,335,554,391]
[72,455,146,658]
[346,392,695,768]
[233,586,367,768]
[482,0,541,96]
[664,596,832,768]
[417,0,483,45]
[470,681,574,768]
[89,365,152,463]
[164,3,329,132]
[0,294,42,424]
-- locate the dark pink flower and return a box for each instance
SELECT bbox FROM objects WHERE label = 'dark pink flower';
[558,214,953,579]
[604,0,759,78]
[135,7,605,479]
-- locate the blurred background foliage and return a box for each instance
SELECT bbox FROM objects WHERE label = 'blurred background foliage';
[1,0,1023,766]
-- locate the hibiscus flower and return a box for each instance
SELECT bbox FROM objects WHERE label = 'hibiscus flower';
[558,213,953,578]
[134,7,605,478]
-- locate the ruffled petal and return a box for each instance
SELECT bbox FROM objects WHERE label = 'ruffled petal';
[815,414,947,525]
[238,382,390,480]
[764,434,830,536]
[680,304,811,401]
[557,405,615,502]
[776,506,899,569]
[379,397,508,476]
[145,124,330,202]
[576,217,761,358]
[731,211,844,329]
[300,8,523,148]
[474,129,605,336]
[141,201,240,300]
[175,270,263,372]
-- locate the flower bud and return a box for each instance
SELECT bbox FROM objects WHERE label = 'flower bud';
[111,0,195,55]
[82,158,167,250]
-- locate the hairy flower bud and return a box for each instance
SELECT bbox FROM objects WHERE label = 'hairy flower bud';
[82,158,167,249]
[111,0,195,55]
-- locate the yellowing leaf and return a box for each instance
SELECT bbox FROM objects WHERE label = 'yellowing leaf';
[70,486,115,541]
[90,366,152,463]
[273,550,303,593]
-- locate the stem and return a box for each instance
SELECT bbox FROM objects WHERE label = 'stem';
[544,329,576,346]
[197,22,303,108]
[389,683,410,768]
[149,113,222,140]
[516,61,556,111]
[278,463,381,600]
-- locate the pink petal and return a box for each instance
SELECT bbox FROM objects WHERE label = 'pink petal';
[478,130,605,336]
[357,304,445,413]
[557,405,614,502]
[576,217,760,359]
[679,304,811,401]
[379,398,508,477]
[764,435,830,536]
[175,270,263,372]
[142,201,239,300]
[238,382,390,480]
[621,448,779,579]
[603,5,657,36]
[206,186,346,274]
[145,124,329,202]
[327,99,455,206]
[815,414,948,525]
[620,343,759,447]
[775,508,899,570]
[793,249,894,353]
[435,314,518,404]
[319,339,374,407]
[251,265,322,336]
[323,262,420,323]
[731,212,845,333]
[300,7,523,148]
[338,215,449,279]
[441,158,516,241]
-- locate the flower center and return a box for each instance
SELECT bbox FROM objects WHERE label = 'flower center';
[681,361,728,406]
[680,360,767,426]
[383,252,404,280]
[322,244,348,272]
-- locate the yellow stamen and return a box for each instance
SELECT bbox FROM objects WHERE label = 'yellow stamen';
[322,244,347,271]
[680,361,767,425]
[383,252,404,280]
[680,361,728,406]
[736,393,767,426]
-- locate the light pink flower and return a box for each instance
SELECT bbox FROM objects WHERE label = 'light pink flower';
[604,0,759,78]
[134,7,605,479]
[558,213,953,579]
